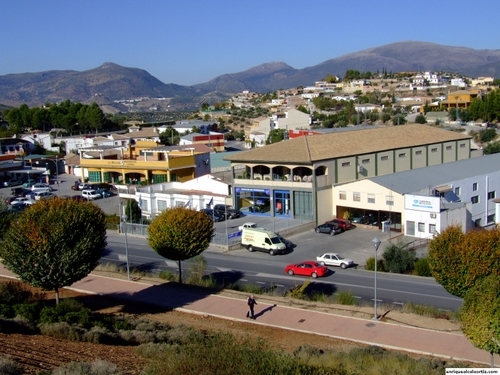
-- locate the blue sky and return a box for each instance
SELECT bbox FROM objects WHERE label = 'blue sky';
[2,0,499,86]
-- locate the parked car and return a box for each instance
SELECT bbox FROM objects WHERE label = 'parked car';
[214,204,242,219]
[316,253,354,269]
[31,183,53,192]
[285,261,328,278]
[277,234,292,249]
[34,191,53,201]
[79,183,92,190]
[200,209,225,222]
[329,218,353,231]
[22,179,37,188]
[96,188,114,198]
[81,189,102,200]
[3,178,22,187]
[11,197,35,206]
[90,183,116,191]
[314,222,342,236]
[239,222,259,231]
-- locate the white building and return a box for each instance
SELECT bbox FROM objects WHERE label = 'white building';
[130,174,231,219]
[332,153,500,238]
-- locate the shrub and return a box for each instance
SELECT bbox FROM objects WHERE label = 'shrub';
[82,326,117,344]
[160,271,177,281]
[0,316,37,334]
[13,302,43,323]
[335,290,357,305]
[414,257,432,277]
[0,303,14,318]
[365,257,385,272]
[39,322,84,341]
[382,242,415,273]
[52,359,122,375]
[0,281,38,305]
[0,356,22,375]
[165,324,206,345]
[285,280,311,299]
[118,329,156,344]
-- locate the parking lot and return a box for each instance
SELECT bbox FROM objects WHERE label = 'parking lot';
[0,174,122,217]
[1,173,420,267]
[209,214,400,267]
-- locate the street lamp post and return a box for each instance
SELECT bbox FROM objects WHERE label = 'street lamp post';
[121,202,131,281]
[372,237,381,320]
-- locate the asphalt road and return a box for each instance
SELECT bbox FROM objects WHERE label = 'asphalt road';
[1,173,462,311]
[104,230,462,311]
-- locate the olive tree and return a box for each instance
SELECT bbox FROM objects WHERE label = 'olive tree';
[461,274,500,366]
[0,197,107,304]
[147,207,214,283]
[428,226,500,298]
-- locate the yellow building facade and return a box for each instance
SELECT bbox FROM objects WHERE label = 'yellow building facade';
[78,140,208,184]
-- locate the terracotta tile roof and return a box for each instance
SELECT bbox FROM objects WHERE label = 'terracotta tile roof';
[224,125,471,164]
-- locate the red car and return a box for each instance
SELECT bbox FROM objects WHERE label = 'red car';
[329,218,353,231]
[285,261,328,278]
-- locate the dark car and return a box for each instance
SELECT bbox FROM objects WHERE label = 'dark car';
[3,178,22,187]
[200,209,225,222]
[96,188,114,198]
[315,222,342,236]
[214,204,242,220]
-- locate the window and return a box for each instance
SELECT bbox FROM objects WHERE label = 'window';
[141,200,149,211]
[406,221,415,236]
[446,145,452,150]
[460,143,466,148]
[471,195,479,204]
[157,200,167,212]
[361,158,370,164]
[386,195,394,206]
[353,192,360,202]
[367,194,375,203]
[381,155,389,161]
[398,152,407,158]
[472,182,478,191]
[488,214,495,224]
[454,187,460,196]
[431,148,438,153]
[339,191,346,200]
[341,161,351,167]
[418,222,425,232]
[429,224,437,234]
[488,191,496,200]
[415,150,423,155]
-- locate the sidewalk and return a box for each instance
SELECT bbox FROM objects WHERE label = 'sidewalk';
[0,264,498,367]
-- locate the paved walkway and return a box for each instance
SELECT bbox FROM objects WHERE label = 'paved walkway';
[0,264,498,367]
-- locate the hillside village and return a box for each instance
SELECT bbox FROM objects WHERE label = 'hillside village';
[1,70,500,243]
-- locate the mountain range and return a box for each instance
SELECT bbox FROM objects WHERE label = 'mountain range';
[1,41,499,111]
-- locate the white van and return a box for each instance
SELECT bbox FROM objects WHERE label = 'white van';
[241,228,286,256]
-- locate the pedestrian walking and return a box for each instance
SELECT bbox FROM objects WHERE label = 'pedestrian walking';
[246,294,257,319]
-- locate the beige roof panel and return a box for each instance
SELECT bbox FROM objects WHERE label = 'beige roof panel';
[224,125,471,164]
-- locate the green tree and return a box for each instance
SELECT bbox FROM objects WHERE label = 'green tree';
[147,207,214,283]
[85,103,105,133]
[461,274,500,364]
[415,114,427,124]
[484,141,500,155]
[159,126,180,145]
[267,128,286,144]
[428,226,500,298]
[479,128,497,143]
[125,199,142,223]
[0,198,107,304]
[382,241,415,273]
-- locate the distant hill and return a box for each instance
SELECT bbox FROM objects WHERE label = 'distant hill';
[1,41,499,111]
